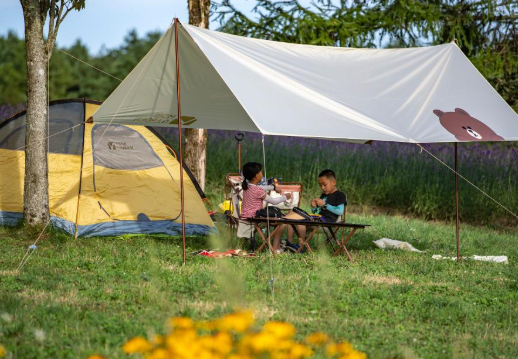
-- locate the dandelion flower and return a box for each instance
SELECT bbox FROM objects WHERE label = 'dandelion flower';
[0,345,6,358]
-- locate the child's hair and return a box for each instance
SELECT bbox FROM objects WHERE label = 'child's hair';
[242,162,262,190]
[318,169,336,180]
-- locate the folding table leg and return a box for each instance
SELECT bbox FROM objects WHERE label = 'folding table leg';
[294,226,318,254]
[333,228,357,261]
[323,227,339,250]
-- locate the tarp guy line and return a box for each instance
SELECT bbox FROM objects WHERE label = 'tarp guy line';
[58,49,123,82]
[17,177,80,271]
[416,143,518,220]
[93,25,170,149]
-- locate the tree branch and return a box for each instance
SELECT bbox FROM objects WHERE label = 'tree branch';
[46,0,58,55]
[46,0,75,59]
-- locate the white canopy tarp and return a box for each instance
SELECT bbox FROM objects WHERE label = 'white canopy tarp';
[93,21,518,143]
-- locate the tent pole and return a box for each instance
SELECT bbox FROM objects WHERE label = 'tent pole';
[174,18,187,265]
[74,107,88,240]
[455,142,460,261]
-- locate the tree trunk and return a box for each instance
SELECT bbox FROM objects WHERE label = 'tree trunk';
[22,4,50,226]
[185,0,209,191]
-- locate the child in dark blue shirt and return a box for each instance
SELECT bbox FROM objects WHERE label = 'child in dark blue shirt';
[311,169,347,222]
[285,169,346,251]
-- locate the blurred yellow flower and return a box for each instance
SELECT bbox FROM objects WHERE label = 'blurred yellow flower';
[327,342,367,359]
[0,345,6,358]
[289,342,313,359]
[215,310,254,333]
[152,334,164,345]
[263,322,296,339]
[228,355,253,359]
[168,317,194,330]
[85,355,107,359]
[342,350,367,359]
[306,332,329,346]
[146,348,169,359]
[110,310,367,359]
[240,331,277,354]
[196,320,215,331]
[122,336,153,354]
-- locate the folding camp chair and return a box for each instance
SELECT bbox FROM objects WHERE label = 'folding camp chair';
[322,194,348,249]
[224,173,243,239]
[268,182,303,212]
[224,173,259,250]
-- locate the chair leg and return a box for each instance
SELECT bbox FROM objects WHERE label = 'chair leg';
[255,223,279,257]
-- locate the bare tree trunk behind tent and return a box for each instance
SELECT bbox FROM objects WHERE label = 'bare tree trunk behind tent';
[19,0,85,226]
[185,0,209,191]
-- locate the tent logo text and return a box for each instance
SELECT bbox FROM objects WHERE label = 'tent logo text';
[107,141,134,151]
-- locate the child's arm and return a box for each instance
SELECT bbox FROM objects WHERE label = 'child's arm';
[261,192,291,205]
[323,203,345,216]
[263,194,287,205]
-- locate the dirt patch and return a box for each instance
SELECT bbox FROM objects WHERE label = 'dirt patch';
[17,288,83,306]
[363,275,411,286]
[0,270,19,276]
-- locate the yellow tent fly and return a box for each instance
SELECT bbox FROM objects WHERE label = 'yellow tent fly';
[0,99,215,237]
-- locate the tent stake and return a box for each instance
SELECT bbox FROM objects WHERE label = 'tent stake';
[455,142,460,261]
[174,18,187,265]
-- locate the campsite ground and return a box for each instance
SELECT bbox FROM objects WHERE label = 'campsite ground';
[1,212,517,359]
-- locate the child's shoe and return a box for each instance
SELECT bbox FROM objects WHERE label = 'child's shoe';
[285,242,301,253]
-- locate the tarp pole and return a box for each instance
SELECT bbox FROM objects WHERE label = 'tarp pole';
[235,133,244,173]
[455,142,460,261]
[174,18,187,265]
[74,105,88,240]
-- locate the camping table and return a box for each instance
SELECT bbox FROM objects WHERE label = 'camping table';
[248,217,370,261]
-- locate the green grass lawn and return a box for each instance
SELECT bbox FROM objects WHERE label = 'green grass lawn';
[0,212,517,359]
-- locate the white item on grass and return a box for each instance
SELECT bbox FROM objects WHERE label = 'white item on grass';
[373,238,423,252]
[432,254,508,263]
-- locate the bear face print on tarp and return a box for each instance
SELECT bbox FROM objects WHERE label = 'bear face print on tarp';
[433,108,504,141]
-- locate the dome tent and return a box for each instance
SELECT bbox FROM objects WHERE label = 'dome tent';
[0,99,215,237]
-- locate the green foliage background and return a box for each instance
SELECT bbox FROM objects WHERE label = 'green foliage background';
[0,0,517,112]
[0,29,161,106]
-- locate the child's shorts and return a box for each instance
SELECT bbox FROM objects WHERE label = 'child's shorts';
[237,219,254,239]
